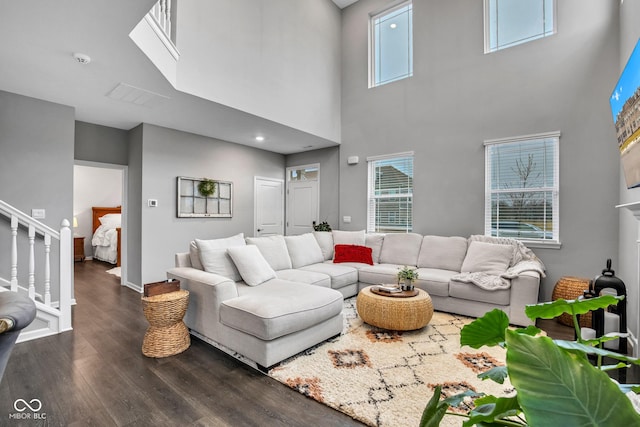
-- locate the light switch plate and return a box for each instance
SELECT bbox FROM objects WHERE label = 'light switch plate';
[343,216,351,223]
[148,199,158,207]
[32,209,45,219]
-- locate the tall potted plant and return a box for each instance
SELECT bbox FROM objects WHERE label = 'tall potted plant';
[421,295,640,426]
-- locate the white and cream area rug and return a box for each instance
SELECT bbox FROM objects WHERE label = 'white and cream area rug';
[269,298,514,427]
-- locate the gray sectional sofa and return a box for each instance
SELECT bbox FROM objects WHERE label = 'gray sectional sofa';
[166,230,544,370]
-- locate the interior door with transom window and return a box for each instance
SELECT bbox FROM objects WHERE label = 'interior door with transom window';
[286,164,319,235]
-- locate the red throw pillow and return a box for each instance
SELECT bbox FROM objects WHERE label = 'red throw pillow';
[333,244,373,265]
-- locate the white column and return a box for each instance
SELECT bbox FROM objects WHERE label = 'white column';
[58,219,72,331]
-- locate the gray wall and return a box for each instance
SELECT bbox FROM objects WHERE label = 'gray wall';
[75,121,129,166]
[175,0,342,142]
[618,1,640,350]
[340,0,621,301]
[286,146,340,229]
[0,90,75,299]
[131,124,286,286]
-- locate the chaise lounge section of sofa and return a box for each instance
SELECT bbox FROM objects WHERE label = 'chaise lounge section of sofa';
[167,230,544,370]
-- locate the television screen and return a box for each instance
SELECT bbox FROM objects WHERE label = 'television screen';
[610,38,640,189]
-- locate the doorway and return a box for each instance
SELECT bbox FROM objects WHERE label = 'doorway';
[254,177,284,236]
[73,161,127,286]
[286,164,320,236]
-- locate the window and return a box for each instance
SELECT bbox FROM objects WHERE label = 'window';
[484,132,559,246]
[370,1,413,87]
[367,153,413,233]
[484,0,555,53]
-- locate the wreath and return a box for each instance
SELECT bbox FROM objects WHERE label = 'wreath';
[198,179,216,197]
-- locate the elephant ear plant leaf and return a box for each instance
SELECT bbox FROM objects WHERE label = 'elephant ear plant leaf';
[420,295,640,426]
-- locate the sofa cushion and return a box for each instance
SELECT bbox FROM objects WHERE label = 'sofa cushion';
[460,241,512,275]
[195,236,245,281]
[227,245,276,286]
[245,235,292,271]
[417,236,468,271]
[313,231,334,261]
[299,263,358,290]
[332,230,365,246]
[220,279,343,340]
[449,279,510,305]
[357,263,403,286]
[189,241,204,270]
[275,270,331,288]
[378,233,424,266]
[415,268,458,297]
[284,233,325,268]
[333,244,373,265]
[365,233,385,264]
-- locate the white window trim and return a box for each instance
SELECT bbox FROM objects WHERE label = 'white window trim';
[483,0,557,54]
[367,151,414,233]
[484,131,561,249]
[368,0,413,88]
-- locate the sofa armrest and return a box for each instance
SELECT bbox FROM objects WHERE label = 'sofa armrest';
[175,252,192,268]
[509,270,541,327]
[167,267,238,338]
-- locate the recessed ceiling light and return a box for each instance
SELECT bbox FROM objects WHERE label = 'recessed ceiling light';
[255,136,265,142]
[390,23,397,29]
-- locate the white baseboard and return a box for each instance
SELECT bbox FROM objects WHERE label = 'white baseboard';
[126,281,143,293]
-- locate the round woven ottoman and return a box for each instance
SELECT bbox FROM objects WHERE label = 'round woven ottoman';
[356,286,433,331]
[141,290,190,357]
[551,276,592,327]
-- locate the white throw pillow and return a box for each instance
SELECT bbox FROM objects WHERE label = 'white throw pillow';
[365,233,385,264]
[460,241,513,275]
[189,241,204,270]
[313,231,334,260]
[195,235,246,281]
[245,235,292,271]
[332,230,366,246]
[227,245,276,286]
[284,233,325,268]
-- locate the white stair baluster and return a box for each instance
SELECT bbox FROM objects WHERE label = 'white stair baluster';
[44,233,51,306]
[10,215,18,292]
[165,0,172,40]
[28,224,35,300]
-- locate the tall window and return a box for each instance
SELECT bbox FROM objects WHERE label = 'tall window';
[370,1,413,87]
[367,153,414,233]
[484,0,555,53]
[485,132,559,245]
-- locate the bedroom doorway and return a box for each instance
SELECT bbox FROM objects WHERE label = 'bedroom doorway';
[73,161,127,286]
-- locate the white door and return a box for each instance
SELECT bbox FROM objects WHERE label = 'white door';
[254,177,284,236]
[286,164,319,235]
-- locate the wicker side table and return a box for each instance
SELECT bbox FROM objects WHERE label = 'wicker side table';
[551,276,592,327]
[141,290,190,357]
[356,286,433,331]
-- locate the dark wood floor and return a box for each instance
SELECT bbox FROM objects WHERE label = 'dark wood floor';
[1,263,637,426]
[0,261,364,426]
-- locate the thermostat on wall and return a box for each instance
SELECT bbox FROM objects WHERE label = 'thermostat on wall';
[148,199,158,207]
[347,156,359,165]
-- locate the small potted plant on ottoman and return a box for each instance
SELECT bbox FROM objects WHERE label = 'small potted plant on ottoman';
[397,266,419,291]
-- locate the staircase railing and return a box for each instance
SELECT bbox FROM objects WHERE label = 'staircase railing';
[0,200,72,338]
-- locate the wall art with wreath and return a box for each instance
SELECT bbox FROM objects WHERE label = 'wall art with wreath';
[177,176,233,218]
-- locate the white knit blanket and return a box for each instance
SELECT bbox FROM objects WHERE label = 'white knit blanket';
[451,235,546,291]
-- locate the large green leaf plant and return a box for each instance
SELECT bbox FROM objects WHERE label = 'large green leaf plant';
[420,295,640,426]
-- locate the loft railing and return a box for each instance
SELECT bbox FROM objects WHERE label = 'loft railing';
[149,0,175,44]
[0,200,72,337]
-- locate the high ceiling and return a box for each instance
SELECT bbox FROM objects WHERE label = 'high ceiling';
[0,0,346,155]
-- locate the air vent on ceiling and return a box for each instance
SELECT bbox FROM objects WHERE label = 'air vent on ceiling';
[106,83,170,108]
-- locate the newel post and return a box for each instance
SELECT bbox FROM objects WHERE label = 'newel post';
[59,219,72,331]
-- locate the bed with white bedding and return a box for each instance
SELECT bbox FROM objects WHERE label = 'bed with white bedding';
[91,206,121,266]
